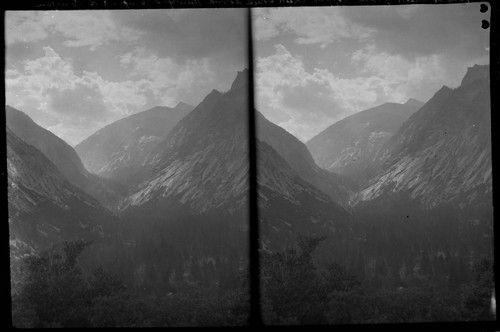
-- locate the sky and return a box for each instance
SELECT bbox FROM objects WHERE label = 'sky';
[5,9,247,146]
[253,4,490,142]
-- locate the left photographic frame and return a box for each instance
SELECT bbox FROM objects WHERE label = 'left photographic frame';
[6,8,251,327]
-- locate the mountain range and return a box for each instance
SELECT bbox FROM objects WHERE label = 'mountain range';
[306,99,424,185]
[258,111,353,206]
[6,68,352,287]
[6,64,491,281]
[118,69,350,250]
[75,102,193,187]
[355,64,491,211]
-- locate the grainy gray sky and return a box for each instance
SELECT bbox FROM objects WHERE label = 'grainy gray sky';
[5,6,490,145]
[6,9,247,145]
[253,4,490,142]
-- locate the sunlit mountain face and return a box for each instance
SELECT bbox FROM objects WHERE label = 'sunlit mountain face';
[355,65,491,212]
[7,66,352,281]
[119,69,350,253]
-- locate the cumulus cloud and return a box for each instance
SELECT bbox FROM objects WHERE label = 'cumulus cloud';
[6,47,149,145]
[256,44,411,141]
[5,10,247,146]
[256,45,340,141]
[6,46,220,145]
[253,5,489,141]
[349,44,486,103]
[255,41,475,141]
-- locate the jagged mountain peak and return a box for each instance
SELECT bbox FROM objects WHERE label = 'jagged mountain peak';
[203,89,223,102]
[357,65,491,209]
[122,69,349,247]
[230,68,249,91]
[432,85,453,99]
[461,64,489,87]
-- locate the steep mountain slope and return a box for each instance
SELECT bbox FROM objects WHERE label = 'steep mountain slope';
[306,99,423,184]
[356,65,491,210]
[257,141,351,248]
[6,106,123,209]
[123,87,249,215]
[121,69,349,248]
[7,106,88,183]
[7,128,119,260]
[75,103,193,185]
[257,112,353,206]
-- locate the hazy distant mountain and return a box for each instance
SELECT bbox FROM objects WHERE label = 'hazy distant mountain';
[7,128,119,260]
[75,103,194,186]
[306,99,423,184]
[121,69,349,248]
[6,106,123,210]
[355,65,491,210]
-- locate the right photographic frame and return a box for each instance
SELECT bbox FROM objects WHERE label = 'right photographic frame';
[252,3,494,325]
